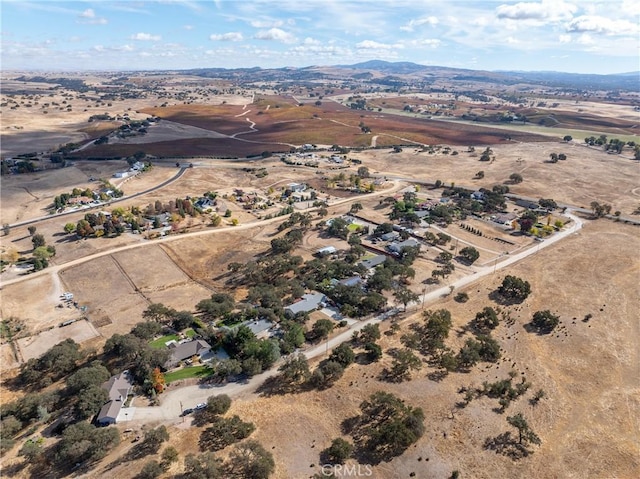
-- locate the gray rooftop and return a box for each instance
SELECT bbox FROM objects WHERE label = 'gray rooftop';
[285,292,326,316]
[359,254,387,269]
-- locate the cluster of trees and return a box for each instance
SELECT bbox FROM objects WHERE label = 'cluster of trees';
[530,310,560,334]
[195,395,256,452]
[182,440,274,479]
[590,201,612,218]
[28,227,55,270]
[273,324,382,395]
[143,303,198,331]
[479,147,494,162]
[218,325,280,378]
[74,211,126,238]
[547,152,567,163]
[397,308,502,379]
[584,135,635,155]
[497,275,532,303]
[459,246,480,265]
[1,339,124,471]
[460,371,532,412]
[52,187,95,209]
[144,197,201,219]
[432,251,455,281]
[343,391,425,463]
[441,185,508,216]
[103,326,170,394]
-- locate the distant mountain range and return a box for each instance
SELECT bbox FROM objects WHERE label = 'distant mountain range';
[182,60,639,91]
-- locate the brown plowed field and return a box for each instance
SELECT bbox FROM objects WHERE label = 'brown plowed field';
[75,98,552,158]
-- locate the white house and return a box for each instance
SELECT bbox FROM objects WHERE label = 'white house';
[95,371,133,426]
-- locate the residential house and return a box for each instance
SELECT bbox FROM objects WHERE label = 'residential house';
[95,371,133,426]
[195,197,216,209]
[471,191,486,201]
[515,199,539,210]
[379,231,400,242]
[284,292,327,317]
[242,319,274,339]
[359,254,387,270]
[388,238,420,255]
[165,339,212,369]
[493,212,517,226]
[316,246,337,257]
[331,276,364,288]
[291,190,314,202]
[287,183,307,193]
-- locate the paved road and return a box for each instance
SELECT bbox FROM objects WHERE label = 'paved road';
[6,167,188,229]
[0,181,403,289]
[123,209,584,425]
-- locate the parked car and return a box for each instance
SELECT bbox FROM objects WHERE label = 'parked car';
[195,403,206,410]
[181,408,194,416]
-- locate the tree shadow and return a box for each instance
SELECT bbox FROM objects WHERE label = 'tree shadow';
[427,369,449,382]
[488,290,523,306]
[483,432,531,460]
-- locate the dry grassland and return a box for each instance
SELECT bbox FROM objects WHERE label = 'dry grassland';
[87,215,638,479]
[219,220,638,479]
[59,255,149,336]
[0,160,176,224]
[356,142,640,215]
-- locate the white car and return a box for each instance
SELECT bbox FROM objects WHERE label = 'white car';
[195,403,206,410]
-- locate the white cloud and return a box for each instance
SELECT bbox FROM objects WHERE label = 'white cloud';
[356,40,403,50]
[80,8,96,18]
[496,0,577,22]
[303,37,321,45]
[559,34,572,43]
[566,16,640,35]
[576,33,595,45]
[621,0,640,17]
[77,8,107,24]
[184,25,194,30]
[291,43,350,56]
[417,39,441,48]
[210,32,244,41]
[400,16,439,32]
[254,28,296,43]
[251,19,284,28]
[131,32,161,41]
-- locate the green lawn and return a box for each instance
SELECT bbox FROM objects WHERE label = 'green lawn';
[149,334,179,349]
[184,328,196,338]
[164,365,211,383]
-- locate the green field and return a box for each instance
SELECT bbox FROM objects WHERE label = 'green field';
[149,329,196,349]
[164,365,211,383]
[149,334,179,349]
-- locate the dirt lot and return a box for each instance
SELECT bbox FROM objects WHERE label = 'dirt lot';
[0,272,75,331]
[355,141,640,215]
[16,320,100,362]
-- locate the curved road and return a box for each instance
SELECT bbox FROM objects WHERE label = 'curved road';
[123,210,584,425]
[0,181,404,289]
[6,167,188,229]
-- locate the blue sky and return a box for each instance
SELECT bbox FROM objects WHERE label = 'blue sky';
[2,0,639,74]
